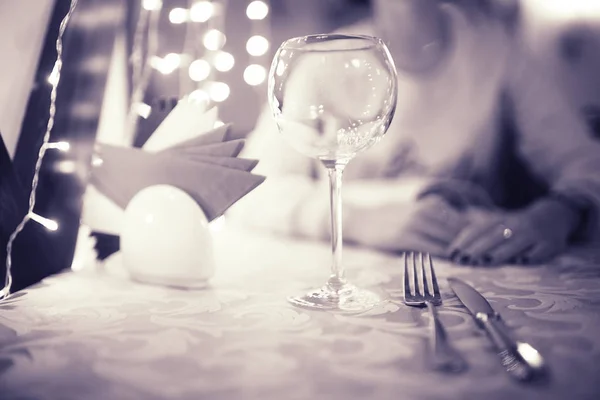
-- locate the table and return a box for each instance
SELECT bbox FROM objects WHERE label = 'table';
[1,227,600,400]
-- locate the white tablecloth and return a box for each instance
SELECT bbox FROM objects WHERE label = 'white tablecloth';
[1,227,600,400]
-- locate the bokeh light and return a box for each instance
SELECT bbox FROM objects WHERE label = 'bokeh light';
[142,0,162,11]
[190,1,214,22]
[246,1,269,20]
[46,141,71,151]
[133,103,152,119]
[246,35,269,57]
[208,81,230,102]
[169,8,189,24]
[531,0,600,19]
[188,89,210,108]
[150,53,181,74]
[243,64,267,86]
[203,29,227,51]
[163,53,181,73]
[188,59,211,81]
[214,51,235,72]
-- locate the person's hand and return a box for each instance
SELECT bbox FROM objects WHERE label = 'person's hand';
[345,195,468,256]
[447,198,580,265]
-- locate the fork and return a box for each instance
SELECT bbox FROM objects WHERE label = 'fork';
[403,252,466,372]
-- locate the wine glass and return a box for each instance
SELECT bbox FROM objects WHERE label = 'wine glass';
[268,34,398,312]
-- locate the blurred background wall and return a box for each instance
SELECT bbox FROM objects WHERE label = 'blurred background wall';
[121,0,371,146]
[96,0,600,146]
[0,0,55,158]
[4,0,600,157]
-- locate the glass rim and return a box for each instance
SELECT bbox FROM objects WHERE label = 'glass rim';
[280,34,384,52]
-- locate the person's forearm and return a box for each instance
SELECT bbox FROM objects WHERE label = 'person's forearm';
[227,175,324,237]
[230,175,431,241]
[547,177,600,242]
[527,195,582,239]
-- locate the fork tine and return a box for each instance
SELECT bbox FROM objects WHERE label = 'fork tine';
[421,253,431,297]
[412,252,422,296]
[404,253,464,371]
[428,254,441,298]
[403,252,411,297]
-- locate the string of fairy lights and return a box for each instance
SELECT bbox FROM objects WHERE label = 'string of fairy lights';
[1,0,80,300]
[0,0,271,300]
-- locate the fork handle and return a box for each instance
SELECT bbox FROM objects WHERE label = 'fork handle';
[426,303,467,373]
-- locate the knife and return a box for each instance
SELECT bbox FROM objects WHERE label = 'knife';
[447,278,545,381]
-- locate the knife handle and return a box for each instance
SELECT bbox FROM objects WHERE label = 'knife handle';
[477,313,535,381]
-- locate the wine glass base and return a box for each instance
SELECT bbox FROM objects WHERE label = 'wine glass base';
[288,283,381,312]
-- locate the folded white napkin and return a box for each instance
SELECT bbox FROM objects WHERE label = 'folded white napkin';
[82,102,265,233]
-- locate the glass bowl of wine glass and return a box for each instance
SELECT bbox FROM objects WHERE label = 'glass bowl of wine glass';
[268,34,398,312]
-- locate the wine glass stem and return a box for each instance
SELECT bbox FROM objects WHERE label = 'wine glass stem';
[327,164,346,291]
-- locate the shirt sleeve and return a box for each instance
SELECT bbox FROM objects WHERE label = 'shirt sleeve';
[228,106,327,238]
[242,106,314,178]
[508,43,600,241]
[233,106,436,240]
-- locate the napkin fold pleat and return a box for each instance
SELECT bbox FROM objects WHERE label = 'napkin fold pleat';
[162,159,265,221]
[164,123,232,151]
[168,155,259,171]
[171,139,246,158]
[91,144,265,221]
[88,101,265,227]
[143,106,219,152]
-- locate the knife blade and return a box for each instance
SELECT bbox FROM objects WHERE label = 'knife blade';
[447,277,545,382]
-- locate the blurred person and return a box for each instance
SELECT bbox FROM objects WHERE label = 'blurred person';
[522,0,600,137]
[233,0,600,266]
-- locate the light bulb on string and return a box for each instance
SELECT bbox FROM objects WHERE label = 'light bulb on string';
[28,213,59,232]
[246,1,269,20]
[48,63,60,86]
[45,141,71,151]
[246,35,269,57]
[2,0,79,301]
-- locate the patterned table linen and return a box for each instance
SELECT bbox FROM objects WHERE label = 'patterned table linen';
[1,227,600,400]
